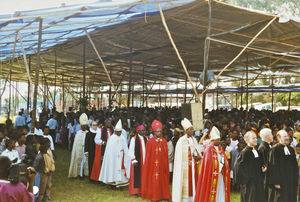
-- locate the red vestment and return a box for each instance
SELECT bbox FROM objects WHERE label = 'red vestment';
[141,136,171,201]
[90,128,112,181]
[90,144,102,181]
[194,144,230,202]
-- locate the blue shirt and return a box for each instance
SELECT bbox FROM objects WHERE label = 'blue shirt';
[46,118,58,130]
[14,115,26,127]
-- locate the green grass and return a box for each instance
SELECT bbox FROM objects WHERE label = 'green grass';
[51,147,241,202]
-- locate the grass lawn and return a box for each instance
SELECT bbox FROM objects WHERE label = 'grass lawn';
[51,147,241,202]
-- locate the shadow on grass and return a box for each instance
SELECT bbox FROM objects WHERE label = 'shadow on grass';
[51,147,240,202]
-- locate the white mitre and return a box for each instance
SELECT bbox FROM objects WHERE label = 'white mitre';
[210,126,220,140]
[79,113,88,125]
[181,118,193,131]
[114,119,122,131]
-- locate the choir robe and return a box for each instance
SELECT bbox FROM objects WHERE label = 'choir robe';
[194,144,230,202]
[258,141,272,199]
[267,144,298,202]
[90,127,113,181]
[141,136,171,201]
[99,133,130,187]
[68,130,89,178]
[172,135,201,202]
[84,129,96,177]
[235,146,265,202]
[128,135,146,195]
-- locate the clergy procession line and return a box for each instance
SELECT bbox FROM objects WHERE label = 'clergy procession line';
[0,107,299,202]
[67,108,299,202]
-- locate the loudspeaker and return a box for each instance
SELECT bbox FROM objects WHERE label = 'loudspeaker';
[181,103,203,130]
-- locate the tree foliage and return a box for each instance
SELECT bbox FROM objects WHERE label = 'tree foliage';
[225,0,300,17]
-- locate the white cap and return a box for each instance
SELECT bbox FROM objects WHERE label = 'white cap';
[114,119,122,131]
[210,126,220,140]
[181,118,193,131]
[79,113,88,125]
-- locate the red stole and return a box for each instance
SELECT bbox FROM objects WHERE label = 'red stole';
[90,145,102,181]
[90,128,112,181]
[141,136,171,201]
[194,144,230,202]
[129,136,144,195]
[188,147,193,197]
[188,146,199,197]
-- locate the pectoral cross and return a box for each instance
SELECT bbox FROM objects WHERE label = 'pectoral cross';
[211,190,216,194]
[213,171,218,176]
[213,154,218,159]
[155,160,159,166]
[154,172,160,179]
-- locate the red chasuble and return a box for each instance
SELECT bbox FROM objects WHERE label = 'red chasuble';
[141,136,171,201]
[194,144,230,202]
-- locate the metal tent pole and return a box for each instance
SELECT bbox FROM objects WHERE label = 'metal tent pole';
[31,18,43,132]
[184,77,187,103]
[27,55,31,112]
[54,50,57,108]
[246,53,249,118]
[82,40,86,99]
[288,92,291,111]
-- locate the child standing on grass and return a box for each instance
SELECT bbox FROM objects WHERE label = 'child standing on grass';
[33,138,55,202]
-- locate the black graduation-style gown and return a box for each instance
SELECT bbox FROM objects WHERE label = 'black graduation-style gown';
[235,146,265,202]
[84,131,96,176]
[258,141,272,199]
[267,143,298,202]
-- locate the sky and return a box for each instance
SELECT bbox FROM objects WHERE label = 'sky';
[0,0,99,14]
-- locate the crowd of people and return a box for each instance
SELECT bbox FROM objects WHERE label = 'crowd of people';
[0,106,299,202]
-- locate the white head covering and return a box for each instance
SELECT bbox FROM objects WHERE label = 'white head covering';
[181,118,193,131]
[79,113,88,125]
[210,126,220,140]
[114,119,122,131]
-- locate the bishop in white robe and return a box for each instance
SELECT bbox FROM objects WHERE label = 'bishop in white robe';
[99,120,130,187]
[172,118,201,202]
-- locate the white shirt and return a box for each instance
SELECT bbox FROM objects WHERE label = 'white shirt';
[34,128,44,136]
[230,139,239,150]
[1,149,21,164]
[46,118,58,130]
[44,135,55,151]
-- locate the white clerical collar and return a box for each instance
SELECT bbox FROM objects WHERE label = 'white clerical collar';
[89,128,97,133]
[252,148,259,158]
[284,146,291,155]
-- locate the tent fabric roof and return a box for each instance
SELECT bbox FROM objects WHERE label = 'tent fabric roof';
[0,0,299,89]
